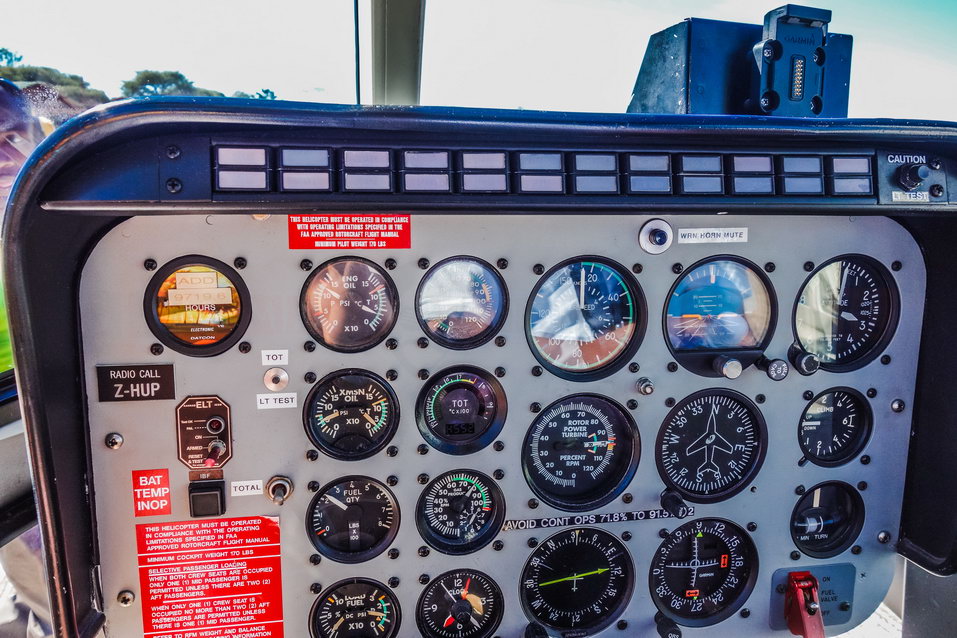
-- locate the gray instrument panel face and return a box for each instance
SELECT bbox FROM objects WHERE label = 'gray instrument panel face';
[81,213,924,637]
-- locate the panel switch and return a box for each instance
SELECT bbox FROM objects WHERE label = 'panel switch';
[785,571,826,638]
[188,480,226,518]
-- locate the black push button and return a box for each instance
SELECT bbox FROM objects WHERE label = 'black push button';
[189,480,226,517]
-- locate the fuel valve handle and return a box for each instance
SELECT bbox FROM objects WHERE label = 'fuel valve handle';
[785,571,826,638]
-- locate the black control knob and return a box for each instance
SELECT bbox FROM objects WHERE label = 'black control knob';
[756,356,789,381]
[660,488,689,519]
[713,355,743,379]
[655,611,682,638]
[789,344,820,376]
[898,163,931,191]
[525,622,549,638]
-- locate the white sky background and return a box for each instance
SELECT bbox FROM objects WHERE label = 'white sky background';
[0,0,955,120]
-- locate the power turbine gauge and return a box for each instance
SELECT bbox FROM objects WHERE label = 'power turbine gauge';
[650,518,758,627]
[794,255,899,370]
[304,369,399,460]
[656,390,766,502]
[300,257,399,352]
[522,394,640,511]
[310,578,400,638]
[520,528,634,635]
[526,256,645,380]
[416,470,505,554]
[416,569,504,638]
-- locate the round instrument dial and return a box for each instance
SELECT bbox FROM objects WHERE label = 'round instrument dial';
[799,388,872,466]
[656,390,766,503]
[650,518,758,627]
[416,367,507,455]
[144,256,250,355]
[665,257,774,351]
[522,394,639,512]
[416,256,507,349]
[310,578,400,638]
[520,528,634,635]
[416,569,504,638]
[416,470,505,555]
[526,257,644,379]
[304,370,399,460]
[795,255,899,370]
[300,257,398,352]
[306,476,399,563]
[791,481,865,558]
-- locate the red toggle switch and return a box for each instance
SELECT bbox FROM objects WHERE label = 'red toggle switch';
[785,571,825,638]
[204,441,226,467]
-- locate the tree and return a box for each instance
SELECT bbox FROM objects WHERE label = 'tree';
[121,70,223,98]
[0,48,21,66]
[232,89,278,100]
[0,65,109,111]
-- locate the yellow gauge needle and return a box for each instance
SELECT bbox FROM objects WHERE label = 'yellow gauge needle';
[539,568,609,587]
[331,617,344,631]
[465,593,484,615]
[368,610,385,618]
[362,413,378,426]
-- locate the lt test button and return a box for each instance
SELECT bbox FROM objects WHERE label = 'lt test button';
[264,367,289,392]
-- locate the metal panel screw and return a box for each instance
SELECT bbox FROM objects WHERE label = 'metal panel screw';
[117,590,135,607]
[528,537,538,548]
[387,446,398,457]
[497,258,508,269]
[165,145,181,159]
[150,343,164,356]
[878,531,891,544]
[747,522,757,532]
[803,261,815,272]
[622,493,633,504]
[388,549,399,560]
[892,261,903,271]
[495,367,506,378]
[385,339,398,350]
[419,574,430,584]
[493,469,505,480]
[418,258,430,270]
[388,577,400,587]
[310,583,322,594]
[387,476,398,487]
[622,531,632,541]
[617,620,628,630]
[891,399,905,413]
[309,554,321,565]
[764,262,776,273]
[308,481,320,492]
[931,184,944,198]
[418,369,430,380]
[386,369,398,381]
[238,342,251,354]
[234,257,247,270]
[528,498,539,509]
[492,540,504,551]
[667,362,678,373]
[165,178,182,194]
[417,444,429,455]
[306,450,319,461]
[531,366,543,377]
[803,390,814,400]
[304,372,317,384]
[740,608,751,619]
[417,338,429,349]
[867,388,877,398]
[790,551,801,560]
[143,258,157,271]
[304,341,316,352]
[495,336,506,347]
[384,258,397,270]
[795,485,805,495]
[105,433,124,450]
[851,545,862,555]
[493,441,505,452]
[632,263,643,274]
[418,473,429,485]
[300,259,313,271]
[417,546,430,557]
[530,402,541,413]
[672,263,683,274]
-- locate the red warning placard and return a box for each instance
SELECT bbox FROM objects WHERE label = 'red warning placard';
[132,469,171,517]
[136,516,283,638]
[288,213,411,249]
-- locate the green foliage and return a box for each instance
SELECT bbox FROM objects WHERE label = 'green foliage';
[0,48,21,66]
[121,70,224,98]
[232,89,278,100]
[0,64,109,110]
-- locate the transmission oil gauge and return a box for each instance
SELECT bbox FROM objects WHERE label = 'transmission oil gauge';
[144,255,250,356]
[301,257,399,352]
[526,256,645,380]
[799,388,872,466]
[416,470,505,554]
[795,255,899,371]
[656,389,766,503]
[416,366,507,455]
[416,256,507,349]
[650,518,758,627]
[522,394,639,511]
[304,369,399,460]
[416,569,504,638]
[521,528,634,635]
[310,578,400,638]
[306,476,399,563]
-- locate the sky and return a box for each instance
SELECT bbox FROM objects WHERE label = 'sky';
[0,0,955,119]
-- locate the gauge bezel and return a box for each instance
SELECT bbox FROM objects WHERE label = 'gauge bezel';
[662,254,777,377]
[649,517,759,627]
[415,470,506,555]
[519,527,635,635]
[305,475,400,563]
[299,256,399,353]
[415,569,504,638]
[798,387,873,467]
[524,255,647,381]
[143,255,252,357]
[521,393,641,512]
[415,365,508,455]
[655,388,768,504]
[309,577,401,638]
[414,255,509,350]
[790,480,866,559]
[791,254,900,372]
[303,368,400,461]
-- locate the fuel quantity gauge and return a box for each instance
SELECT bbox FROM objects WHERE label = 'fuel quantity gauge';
[306,476,399,563]
[416,569,504,638]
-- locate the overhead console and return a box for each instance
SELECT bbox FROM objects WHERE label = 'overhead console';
[5,99,957,638]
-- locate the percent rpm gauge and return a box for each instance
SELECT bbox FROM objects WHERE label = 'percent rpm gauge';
[416,256,507,349]
[416,569,504,638]
[526,257,644,379]
[656,390,766,503]
[416,470,505,554]
[304,370,399,460]
[520,528,634,635]
[794,255,899,370]
[306,476,399,563]
[310,578,400,638]
[650,518,758,627]
[301,257,398,352]
[416,367,507,455]
[522,394,639,511]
